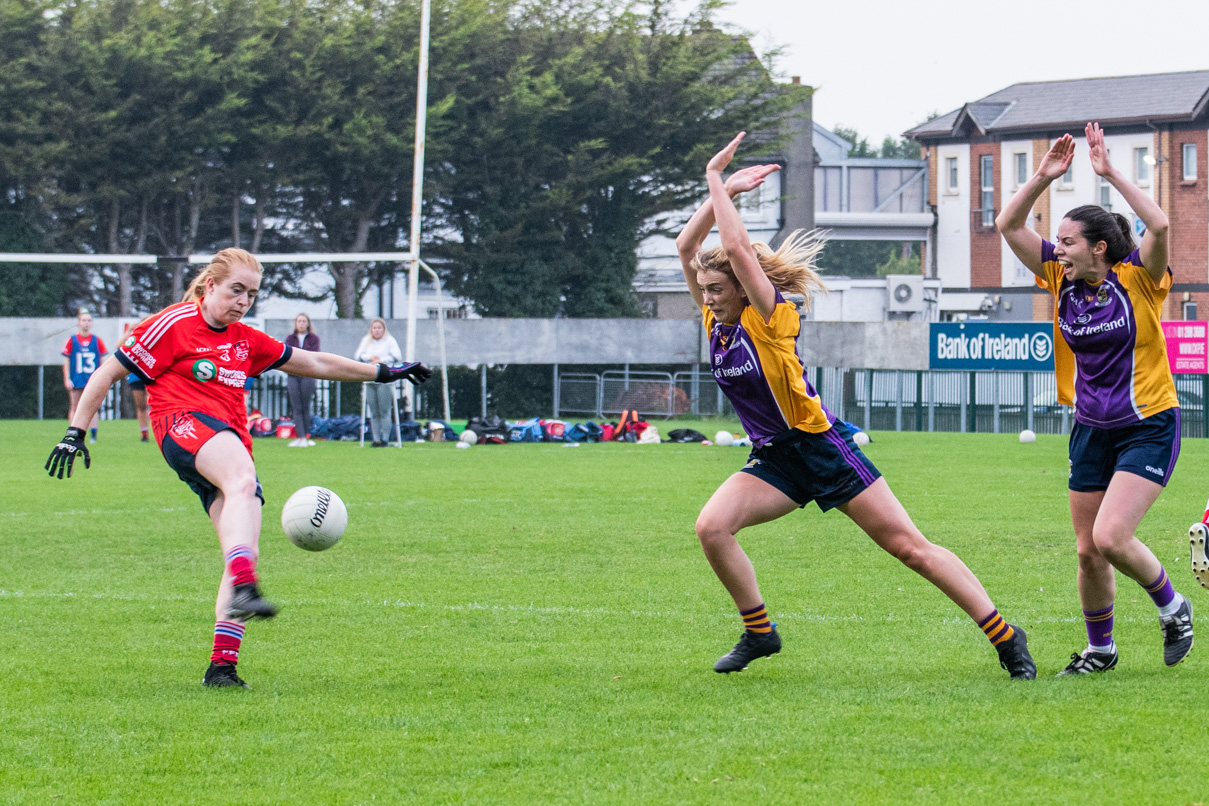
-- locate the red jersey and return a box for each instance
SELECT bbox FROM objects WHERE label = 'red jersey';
[115,301,291,452]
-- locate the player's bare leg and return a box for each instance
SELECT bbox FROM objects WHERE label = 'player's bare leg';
[696,473,797,672]
[196,431,276,621]
[841,478,1035,679]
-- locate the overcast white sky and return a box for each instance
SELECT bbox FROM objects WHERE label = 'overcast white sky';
[712,0,1209,145]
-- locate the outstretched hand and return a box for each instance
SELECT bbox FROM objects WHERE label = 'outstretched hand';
[1037,133,1075,181]
[1086,122,1114,177]
[725,164,780,196]
[707,132,746,175]
[46,427,90,479]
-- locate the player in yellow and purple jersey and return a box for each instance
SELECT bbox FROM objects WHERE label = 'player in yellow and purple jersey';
[676,132,1035,679]
[999,122,1193,675]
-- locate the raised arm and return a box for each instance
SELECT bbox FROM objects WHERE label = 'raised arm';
[282,349,430,385]
[1086,122,1168,282]
[676,161,781,310]
[706,133,777,321]
[996,134,1074,277]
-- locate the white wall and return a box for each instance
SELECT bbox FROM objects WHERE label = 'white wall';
[1000,139,1036,287]
[935,144,971,287]
[1046,132,1156,242]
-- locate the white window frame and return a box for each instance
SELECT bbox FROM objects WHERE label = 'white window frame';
[1013,153,1028,188]
[945,157,958,194]
[1058,163,1075,190]
[1184,143,1198,181]
[979,155,995,228]
[1134,147,1151,186]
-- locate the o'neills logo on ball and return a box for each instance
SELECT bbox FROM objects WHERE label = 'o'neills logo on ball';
[310,489,331,528]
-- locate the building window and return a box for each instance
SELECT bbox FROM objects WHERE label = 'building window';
[1099,168,1112,211]
[1184,143,1198,181]
[946,157,958,192]
[1135,147,1151,185]
[979,155,994,227]
[1184,300,1198,321]
[1059,163,1074,189]
[1014,153,1028,187]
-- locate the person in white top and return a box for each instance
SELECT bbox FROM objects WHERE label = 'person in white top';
[355,318,403,446]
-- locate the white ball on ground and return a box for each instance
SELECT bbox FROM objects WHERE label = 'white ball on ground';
[714,430,734,447]
[1019,429,1036,444]
[852,430,870,447]
[456,441,470,449]
[281,486,348,551]
[459,429,477,445]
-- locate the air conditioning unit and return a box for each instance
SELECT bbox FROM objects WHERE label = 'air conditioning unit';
[886,275,924,313]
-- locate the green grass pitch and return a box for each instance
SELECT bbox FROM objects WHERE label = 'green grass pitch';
[3,420,1208,804]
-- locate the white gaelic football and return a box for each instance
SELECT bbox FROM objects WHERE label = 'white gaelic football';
[852,430,871,447]
[714,430,734,447]
[459,429,477,445]
[282,486,348,551]
[1019,429,1036,444]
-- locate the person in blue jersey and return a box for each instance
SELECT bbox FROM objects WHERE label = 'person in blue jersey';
[677,132,1035,679]
[62,309,107,443]
[998,122,1193,674]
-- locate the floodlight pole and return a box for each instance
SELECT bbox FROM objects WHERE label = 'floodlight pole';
[404,0,432,414]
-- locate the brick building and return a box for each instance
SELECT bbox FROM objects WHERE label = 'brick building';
[906,70,1209,322]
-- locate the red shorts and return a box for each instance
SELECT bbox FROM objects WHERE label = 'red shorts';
[158,411,261,514]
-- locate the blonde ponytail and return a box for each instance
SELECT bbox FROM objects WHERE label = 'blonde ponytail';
[691,229,828,311]
[183,248,263,302]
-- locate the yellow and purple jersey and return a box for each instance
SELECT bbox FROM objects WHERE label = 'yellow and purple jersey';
[703,291,833,446]
[1040,239,1178,428]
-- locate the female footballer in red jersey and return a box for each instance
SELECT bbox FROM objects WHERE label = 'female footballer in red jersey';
[677,133,1035,679]
[46,248,431,689]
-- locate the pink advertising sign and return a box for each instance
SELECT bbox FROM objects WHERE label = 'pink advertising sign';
[1163,322,1208,374]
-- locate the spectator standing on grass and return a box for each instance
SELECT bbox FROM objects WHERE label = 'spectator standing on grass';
[284,313,320,447]
[997,123,1193,675]
[675,132,1035,679]
[63,309,107,444]
[355,318,403,447]
[45,248,430,689]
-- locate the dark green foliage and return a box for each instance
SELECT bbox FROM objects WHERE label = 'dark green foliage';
[0,0,808,318]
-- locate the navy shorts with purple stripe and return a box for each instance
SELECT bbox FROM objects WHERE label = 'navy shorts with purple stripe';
[740,421,882,511]
[1068,408,1181,492]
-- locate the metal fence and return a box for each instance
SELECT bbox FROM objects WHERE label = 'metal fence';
[556,367,1209,438]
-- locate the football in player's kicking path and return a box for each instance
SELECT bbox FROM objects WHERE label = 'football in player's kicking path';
[675,133,1035,680]
[999,123,1193,675]
[45,248,431,689]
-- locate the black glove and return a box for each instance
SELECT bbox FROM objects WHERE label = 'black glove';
[376,362,432,385]
[46,427,91,479]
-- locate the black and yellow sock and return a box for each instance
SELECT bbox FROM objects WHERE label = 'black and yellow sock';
[978,609,1015,646]
[740,603,773,634]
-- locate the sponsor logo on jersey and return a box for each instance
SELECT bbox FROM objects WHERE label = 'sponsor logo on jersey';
[714,359,756,379]
[218,367,248,388]
[192,359,217,382]
[128,342,156,368]
[234,340,250,361]
[1096,287,1109,306]
[124,336,136,348]
[171,417,198,440]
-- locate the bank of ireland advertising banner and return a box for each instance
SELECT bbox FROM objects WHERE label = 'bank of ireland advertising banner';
[929,322,1054,370]
[1161,322,1208,374]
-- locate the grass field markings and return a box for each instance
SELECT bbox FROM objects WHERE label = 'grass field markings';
[0,505,193,518]
[0,587,1168,627]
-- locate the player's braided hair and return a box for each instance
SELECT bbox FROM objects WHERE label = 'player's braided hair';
[183,248,263,302]
[690,229,828,311]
